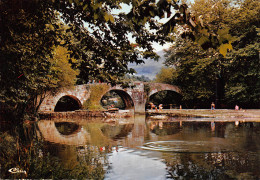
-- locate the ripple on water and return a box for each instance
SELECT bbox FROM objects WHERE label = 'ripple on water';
[141,140,235,153]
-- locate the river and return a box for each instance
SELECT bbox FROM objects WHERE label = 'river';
[1,114,260,179]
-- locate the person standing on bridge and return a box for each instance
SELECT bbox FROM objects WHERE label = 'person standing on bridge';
[211,102,215,110]
[149,102,156,110]
[159,104,163,111]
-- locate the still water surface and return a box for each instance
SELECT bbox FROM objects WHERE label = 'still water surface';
[1,115,260,179]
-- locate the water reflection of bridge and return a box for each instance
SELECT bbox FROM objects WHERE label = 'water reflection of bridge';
[37,115,149,149]
[37,117,256,148]
[37,120,90,145]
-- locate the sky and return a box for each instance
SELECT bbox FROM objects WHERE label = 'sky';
[128,50,167,80]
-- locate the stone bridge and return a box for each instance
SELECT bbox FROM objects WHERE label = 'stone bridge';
[39,81,181,113]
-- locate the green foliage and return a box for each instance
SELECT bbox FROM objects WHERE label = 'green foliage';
[0,0,80,121]
[0,1,57,120]
[223,0,260,108]
[50,46,79,89]
[155,67,175,84]
[0,44,78,121]
[83,84,110,110]
[160,0,260,108]
[163,38,217,108]
[158,0,234,56]
[189,0,235,56]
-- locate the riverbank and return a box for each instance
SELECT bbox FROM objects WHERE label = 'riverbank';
[146,109,260,119]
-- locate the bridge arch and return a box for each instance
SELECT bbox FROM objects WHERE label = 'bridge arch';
[101,89,134,110]
[145,83,182,109]
[54,95,82,112]
[147,83,181,97]
[148,90,182,109]
[39,84,89,112]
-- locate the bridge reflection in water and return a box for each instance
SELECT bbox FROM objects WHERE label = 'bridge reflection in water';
[37,117,140,147]
[36,116,260,179]
[37,120,90,145]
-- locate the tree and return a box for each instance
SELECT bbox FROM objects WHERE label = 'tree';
[163,38,218,108]
[160,0,260,108]
[28,46,79,114]
[0,1,65,120]
[155,67,175,84]
[50,46,79,89]
[224,0,260,108]
[0,1,78,119]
